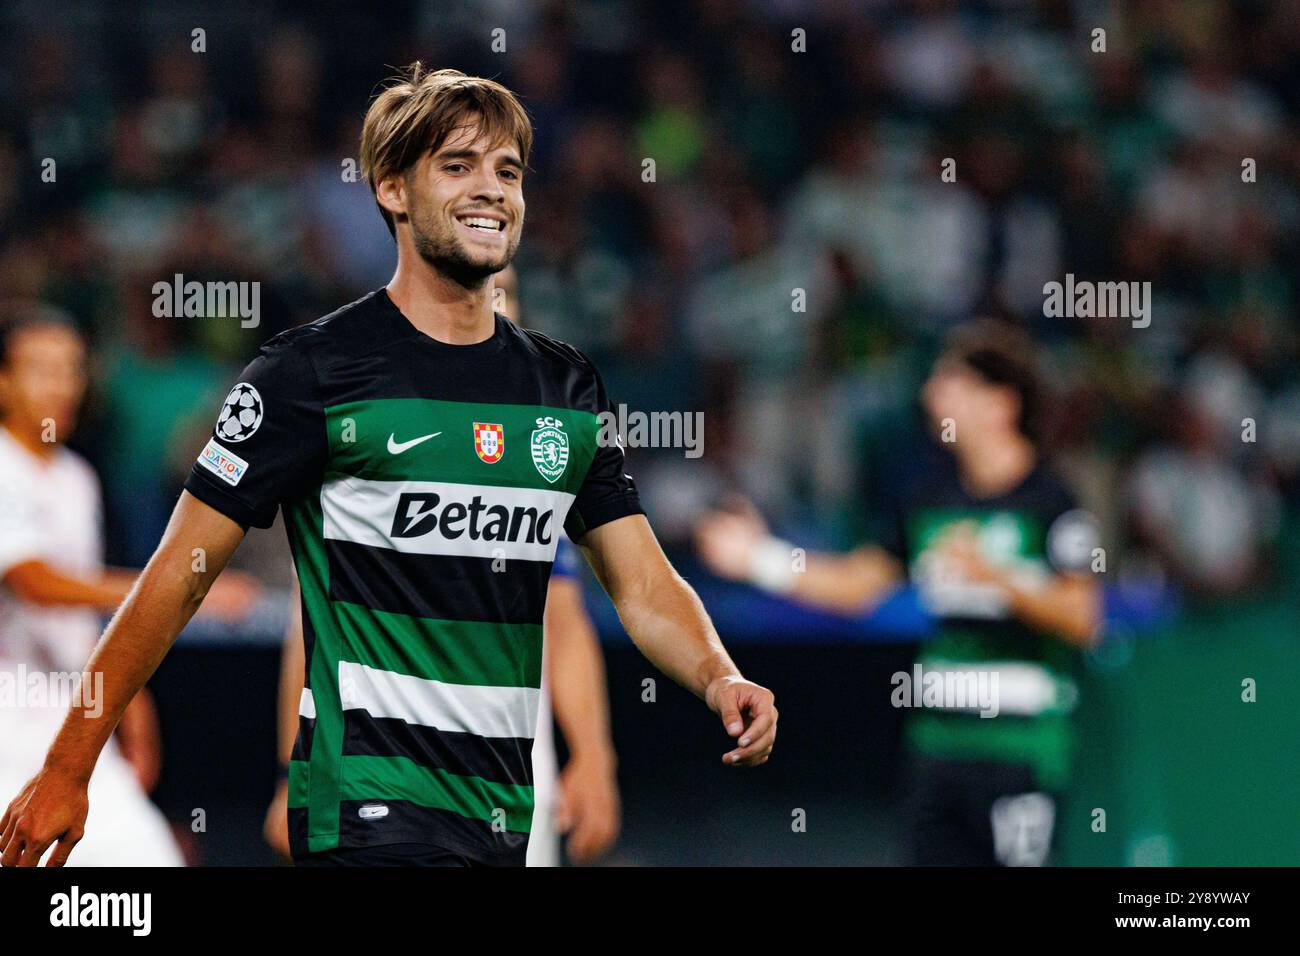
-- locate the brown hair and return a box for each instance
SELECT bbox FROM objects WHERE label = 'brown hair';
[360,63,533,237]
[0,301,80,368]
[942,319,1047,443]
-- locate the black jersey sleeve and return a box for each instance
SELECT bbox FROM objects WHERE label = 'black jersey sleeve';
[564,358,645,542]
[183,335,328,529]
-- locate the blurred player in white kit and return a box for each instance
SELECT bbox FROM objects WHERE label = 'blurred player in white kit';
[0,303,250,865]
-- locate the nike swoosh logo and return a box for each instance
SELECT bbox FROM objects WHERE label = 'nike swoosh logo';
[387,431,442,454]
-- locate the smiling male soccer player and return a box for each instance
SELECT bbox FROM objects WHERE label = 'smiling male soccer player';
[0,64,776,867]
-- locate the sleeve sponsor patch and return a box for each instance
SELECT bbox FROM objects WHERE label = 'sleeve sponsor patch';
[198,438,251,487]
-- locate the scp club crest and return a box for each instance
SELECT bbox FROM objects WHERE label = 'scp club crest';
[473,422,504,463]
[530,416,569,484]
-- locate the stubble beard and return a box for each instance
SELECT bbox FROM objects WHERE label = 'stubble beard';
[410,207,521,290]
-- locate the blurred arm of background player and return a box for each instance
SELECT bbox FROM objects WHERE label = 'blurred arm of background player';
[4,561,257,619]
[264,576,622,863]
[544,574,620,863]
[4,549,259,799]
[263,584,303,859]
[4,560,258,795]
[3,563,163,792]
[695,498,1098,647]
[0,491,252,866]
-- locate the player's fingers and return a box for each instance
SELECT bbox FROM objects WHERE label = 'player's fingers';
[723,716,777,765]
[0,806,16,851]
[568,822,597,862]
[44,830,81,868]
[725,742,774,768]
[715,691,744,738]
[562,796,599,861]
[569,813,615,863]
[736,707,775,750]
[0,827,22,867]
[723,735,774,765]
[2,810,35,866]
[17,831,50,867]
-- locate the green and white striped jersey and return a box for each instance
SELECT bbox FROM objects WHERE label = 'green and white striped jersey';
[185,289,642,864]
[878,463,1099,791]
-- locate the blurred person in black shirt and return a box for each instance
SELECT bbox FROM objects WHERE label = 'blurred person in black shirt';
[698,321,1102,866]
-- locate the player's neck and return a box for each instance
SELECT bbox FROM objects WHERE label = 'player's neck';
[0,419,58,461]
[386,257,496,345]
[954,432,1036,499]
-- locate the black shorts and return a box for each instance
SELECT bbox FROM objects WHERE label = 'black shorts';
[901,754,1060,866]
[294,842,482,867]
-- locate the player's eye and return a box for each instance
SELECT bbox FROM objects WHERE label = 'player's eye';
[499,169,519,181]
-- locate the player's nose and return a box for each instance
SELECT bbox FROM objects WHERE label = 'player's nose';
[468,165,505,203]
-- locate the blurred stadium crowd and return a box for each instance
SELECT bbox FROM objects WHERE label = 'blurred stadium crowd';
[2,0,1299,603]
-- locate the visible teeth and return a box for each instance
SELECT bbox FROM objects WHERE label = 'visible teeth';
[461,217,501,231]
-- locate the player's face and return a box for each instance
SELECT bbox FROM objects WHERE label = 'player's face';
[402,119,524,285]
[0,324,88,441]
[922,356,1013,441]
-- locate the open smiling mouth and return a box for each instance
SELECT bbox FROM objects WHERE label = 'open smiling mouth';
[456,215,507,239]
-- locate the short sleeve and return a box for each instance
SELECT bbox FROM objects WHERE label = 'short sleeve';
[183,337,327,529]
[563,360,644,542]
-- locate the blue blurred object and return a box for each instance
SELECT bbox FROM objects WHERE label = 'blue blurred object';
[586,575,1180,646]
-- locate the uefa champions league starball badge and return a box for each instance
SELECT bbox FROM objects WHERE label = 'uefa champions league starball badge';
[215,383,264,442]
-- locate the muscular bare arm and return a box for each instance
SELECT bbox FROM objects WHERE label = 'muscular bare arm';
[580,515,776,767]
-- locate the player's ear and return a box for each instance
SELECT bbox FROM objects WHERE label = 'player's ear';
[375,172,409,227]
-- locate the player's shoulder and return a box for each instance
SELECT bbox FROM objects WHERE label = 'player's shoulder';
[56,446,103,497]
[0,429,94,488]
[248,289,394,380]
[508,321,595,372]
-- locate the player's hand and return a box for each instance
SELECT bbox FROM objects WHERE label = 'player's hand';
[198,571,262,622]
[695,498,769,581]
[706,675,777,767]
[933,522,1001,586]
[0,768,90,867]
[263,778,291,860]
[555,750,621,864]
